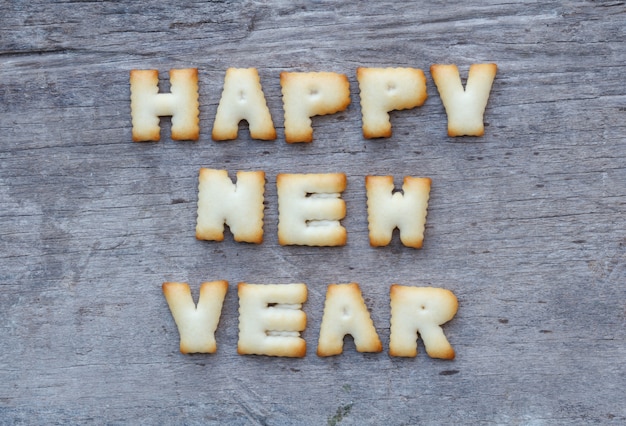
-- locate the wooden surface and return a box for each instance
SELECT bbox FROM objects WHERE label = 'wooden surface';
[1,1,625,424]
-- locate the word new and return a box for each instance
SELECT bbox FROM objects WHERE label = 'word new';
[130,64,497,142]
[196,169,431,248]
[163,281,458,359]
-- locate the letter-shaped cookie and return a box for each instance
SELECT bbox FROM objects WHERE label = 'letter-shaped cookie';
[366,175,431,248]
[277,173,347,246]
[430,63,497,137]
[196,169,265,243]
[280,72,350,143]
[162,281,228,354]
[130,68,200,141]
[212,68,276,141]
[389,285,458,359]
[356,67,428,138]
[238,283,308,357]
[317,283,382,356]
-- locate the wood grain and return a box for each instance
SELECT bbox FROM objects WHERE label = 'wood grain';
[1,0,625,424]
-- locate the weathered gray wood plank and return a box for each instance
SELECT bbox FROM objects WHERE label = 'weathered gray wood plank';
[1,0,625,424]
